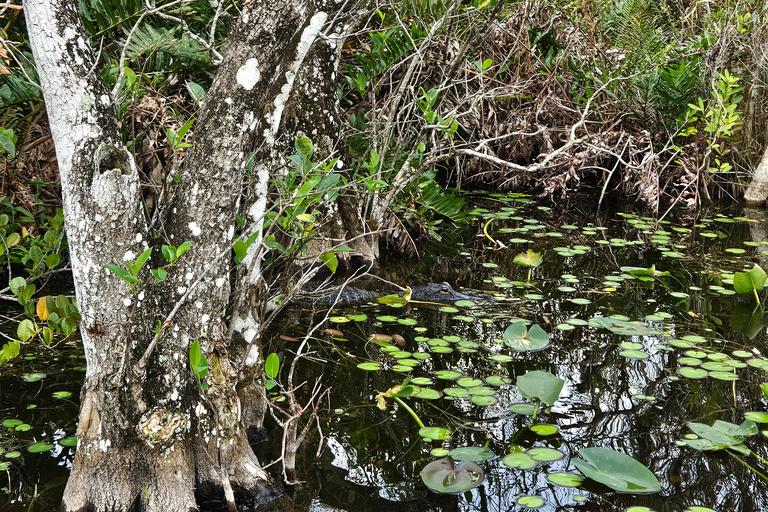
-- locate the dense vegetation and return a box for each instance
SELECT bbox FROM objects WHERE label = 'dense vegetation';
[1,0,768,508]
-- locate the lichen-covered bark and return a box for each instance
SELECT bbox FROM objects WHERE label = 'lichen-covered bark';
[27,0,372,508]
[228,0,376,431]
[277,0,379,269]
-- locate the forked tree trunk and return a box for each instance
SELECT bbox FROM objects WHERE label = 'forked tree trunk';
[25,0,369,510]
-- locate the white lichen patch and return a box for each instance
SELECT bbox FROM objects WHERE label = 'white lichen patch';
[123,298,131,307]
[215,277,226,288]
[188,221,202,236]
[201,314,210,324]
[236,58,261,90]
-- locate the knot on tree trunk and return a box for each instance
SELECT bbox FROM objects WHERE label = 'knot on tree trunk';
[137,409,188,447]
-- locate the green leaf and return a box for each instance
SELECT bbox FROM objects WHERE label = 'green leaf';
[175,241,191,259]
[103,264,139,284]
[17,319,37,342]
[28,442,54,453]
[502,321,550,352]
[319,252,338,273]
[420,458,484,494]
[572,447,660,493]
[265,353,279,379]
[161,245,175,263]
[150,268,167,281]
[0,133,16,156]
[513,249,543,268]
[132,248,152,276]
[189,339,208,381]
[516,371,563,406]
[9,276,26,295]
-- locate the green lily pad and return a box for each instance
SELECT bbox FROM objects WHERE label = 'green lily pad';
[503,321,550,352]
[547,472,584,487]
[420,457,484,493]
[419,426,451,440]
[527,447,564,462]
[517,496,545,508]
[571,447,660,494]
[448,446,495,462]
[509,403,537,415]
[530,424,559,436]
[28,443,54,453]
[502,452,536,469]
[679,367,708,379]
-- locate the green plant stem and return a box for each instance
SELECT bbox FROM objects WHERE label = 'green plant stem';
[393,396,425,428]
[527,268,532,284]
[729,452,768,482]
[749,448,768,468]
[754,287,761,307]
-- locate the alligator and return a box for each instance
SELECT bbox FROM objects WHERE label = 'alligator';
[299,282,490,307]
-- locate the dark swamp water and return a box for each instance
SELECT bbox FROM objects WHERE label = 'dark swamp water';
[4,193,768,511]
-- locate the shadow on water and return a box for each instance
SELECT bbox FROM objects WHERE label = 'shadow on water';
[4,195,768,511]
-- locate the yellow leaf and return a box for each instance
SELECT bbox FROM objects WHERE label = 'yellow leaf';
[21,226,29,237]
[36,296,50,320]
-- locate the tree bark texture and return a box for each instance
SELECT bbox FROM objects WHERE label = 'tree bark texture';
[745,143,768,204]
[24,0,368,510]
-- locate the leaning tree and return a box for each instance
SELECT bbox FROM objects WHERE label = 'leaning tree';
[24,0,375,510]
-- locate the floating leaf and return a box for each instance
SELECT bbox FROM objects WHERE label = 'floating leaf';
[420,457,484,493]
[503,321,550,352]
[502,452,536,469]
[517,496,545,508]
[530,424,559,436]
[547,472,583,487]
[527,447,564,462]
[419,426,450,440]
[28,443,54,453]
[571,447,660,494]
[448,446,494,462]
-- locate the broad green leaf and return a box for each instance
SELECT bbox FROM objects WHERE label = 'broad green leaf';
[448,446,494,462]
[572,447,660,493]
[28,442,54,453]
[17,319,37,342]
[265,353,279,379]
[516,371,564,406]
[319,252,338,273]
[420,458,484,493]
[419,426,450,440]
[133,248,152,276]
[513,249,543,268]
[103,264,139,284]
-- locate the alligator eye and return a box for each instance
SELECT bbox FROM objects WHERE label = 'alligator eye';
[440,284,450,293]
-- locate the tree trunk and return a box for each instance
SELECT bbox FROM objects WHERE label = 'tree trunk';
[25,0,369,510]
[745,144,768,204]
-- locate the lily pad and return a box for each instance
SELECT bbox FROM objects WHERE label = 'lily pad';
[420,457,484,493]
[448,446,495,462]
[571,447,660,494]
[503,321,550,352]
[547,472,583,487]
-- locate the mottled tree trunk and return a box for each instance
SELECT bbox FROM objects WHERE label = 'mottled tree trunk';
[25,0,368,510]
[745,144,768,204]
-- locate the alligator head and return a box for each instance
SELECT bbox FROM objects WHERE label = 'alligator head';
[408,282,488,303]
